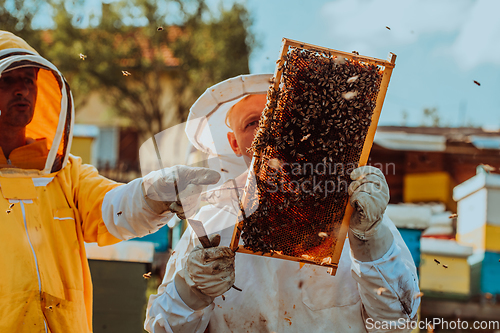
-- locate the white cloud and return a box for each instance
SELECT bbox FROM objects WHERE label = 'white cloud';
[449,0,500,70]
[320,0,500,69]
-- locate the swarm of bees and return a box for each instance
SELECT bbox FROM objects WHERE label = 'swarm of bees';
[238,46,383,260]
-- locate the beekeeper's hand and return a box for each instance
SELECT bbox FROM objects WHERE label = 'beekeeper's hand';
[348,166,393,261]
[142,166,220,218]
[174,234,235,310]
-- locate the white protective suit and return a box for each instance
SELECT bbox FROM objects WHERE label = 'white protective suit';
[145,75,420,333]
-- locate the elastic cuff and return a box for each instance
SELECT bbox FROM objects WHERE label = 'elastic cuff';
[351,238,397,265]
[141,180,172,215]
[174,271,213,311]
[349,216,384,241]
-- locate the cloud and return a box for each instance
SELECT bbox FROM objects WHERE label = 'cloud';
[449,0,500,70]
[321,0,500,69]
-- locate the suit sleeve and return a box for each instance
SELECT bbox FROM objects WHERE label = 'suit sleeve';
[350,215,420,332]
[145,222,214,333]
[69,154,172,245]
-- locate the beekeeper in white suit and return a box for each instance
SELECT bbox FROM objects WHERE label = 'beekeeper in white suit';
[145,74,420,333]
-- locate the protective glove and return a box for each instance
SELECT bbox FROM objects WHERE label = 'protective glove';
[142,166,220,218]
[174,234,235,310]
[348,166,393,262]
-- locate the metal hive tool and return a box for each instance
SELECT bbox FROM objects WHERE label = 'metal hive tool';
[230,38,396,275]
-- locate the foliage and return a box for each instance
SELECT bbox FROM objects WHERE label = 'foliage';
[1,0,254,137]
[422,107,440,127]
[0,0,44,50]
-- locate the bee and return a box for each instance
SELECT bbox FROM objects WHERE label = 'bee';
[79,53,87,60]
[449,213,458,219]
[221,168,229,173]
[9,203,14,209]
[342,91,358,100]
[376,287,387,295]
[442,264,448,269]
[386,26,391,30]
[347,75,359,84]
[300,134,311,142]
[221,294,226,301]
[122,70,132,76]
[6,210,11,214]
[434,259,440,265]
[413,292,424,299]
[480,164,495,172]
[143,272,152,279]
[352,51,359,55]
[318,232,328,238]
[157,26,163,31]
[45,305,53,311]
[117,211,123,216]
[473,80,481,86]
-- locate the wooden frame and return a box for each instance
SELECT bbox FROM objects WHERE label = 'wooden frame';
[230,38,396,275]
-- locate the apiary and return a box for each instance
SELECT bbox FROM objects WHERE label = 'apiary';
[230,39,396,274]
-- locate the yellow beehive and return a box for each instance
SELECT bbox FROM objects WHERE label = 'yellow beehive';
[485,225,500,252]
[419,238,480,298]
[456,224,500,252]
[453,170,500,252]
[70,124,99,165]
[404,172,456,210]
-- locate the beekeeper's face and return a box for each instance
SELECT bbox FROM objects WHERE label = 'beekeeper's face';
[227,94,266,166]
[0,67,38,129]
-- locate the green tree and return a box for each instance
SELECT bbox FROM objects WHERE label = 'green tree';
[0,0,44,50]
[40,0,254,138]
[422,107,440,127]
[2,0,254,137]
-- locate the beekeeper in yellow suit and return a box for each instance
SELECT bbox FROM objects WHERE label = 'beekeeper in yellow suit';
[145,74,421,332]
[0,31,220,333]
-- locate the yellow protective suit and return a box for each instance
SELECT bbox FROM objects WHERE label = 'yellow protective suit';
[0,31,168,332]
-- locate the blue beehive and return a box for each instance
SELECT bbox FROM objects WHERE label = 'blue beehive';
[131,225,170,252]
[481,251,500,295]
[398,228,422,268]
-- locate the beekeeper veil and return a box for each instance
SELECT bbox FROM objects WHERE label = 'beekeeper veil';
[185,74,272,187]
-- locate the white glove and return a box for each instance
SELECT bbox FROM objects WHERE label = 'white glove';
[348,166,393,261]
[142,166,220,218]
[174,234,235,310]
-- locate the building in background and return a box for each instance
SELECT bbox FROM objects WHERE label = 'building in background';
[370,126,500,331]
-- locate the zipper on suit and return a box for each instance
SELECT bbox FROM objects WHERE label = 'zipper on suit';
[20,200,48,333]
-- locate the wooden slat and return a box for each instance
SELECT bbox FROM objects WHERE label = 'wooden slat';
[230,38,396,275]
[285,38,396,68]
[235,247,338,269]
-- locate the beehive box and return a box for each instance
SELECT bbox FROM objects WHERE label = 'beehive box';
[419,238,480,299]
[481,251,500,295]
[404,171,456,211]
[454,171,500,252]
[230,38,396,274]
[398,228,422,268]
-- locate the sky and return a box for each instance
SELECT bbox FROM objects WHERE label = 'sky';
[31,0,500,129]
[246,0,500,129]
